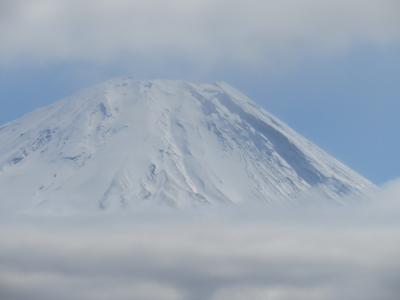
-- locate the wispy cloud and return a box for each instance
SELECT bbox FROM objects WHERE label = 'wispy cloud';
[1,180,400,300]
[1,0,399,68]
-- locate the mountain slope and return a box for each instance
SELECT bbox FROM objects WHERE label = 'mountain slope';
[0,78,373,212]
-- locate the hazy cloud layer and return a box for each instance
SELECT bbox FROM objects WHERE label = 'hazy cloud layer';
[1,0,399,68]
[1,180,400,300]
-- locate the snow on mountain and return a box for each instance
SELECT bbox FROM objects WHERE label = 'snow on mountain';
[0,78,374,212]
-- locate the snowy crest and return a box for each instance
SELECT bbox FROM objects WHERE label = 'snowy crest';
[0,78,374,212]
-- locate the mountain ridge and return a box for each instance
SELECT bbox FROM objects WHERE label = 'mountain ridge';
[0,78,374,212]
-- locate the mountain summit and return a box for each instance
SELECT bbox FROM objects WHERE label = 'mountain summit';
[0,78,373,212]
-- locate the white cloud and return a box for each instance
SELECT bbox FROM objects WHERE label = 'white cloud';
[211,286,332,300]
[0,0,399,68]
[1,180,400,300]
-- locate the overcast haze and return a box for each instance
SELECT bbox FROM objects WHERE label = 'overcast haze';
[1,0,399,65]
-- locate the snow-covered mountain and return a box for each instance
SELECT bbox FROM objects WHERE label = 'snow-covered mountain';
[0,78,373,212]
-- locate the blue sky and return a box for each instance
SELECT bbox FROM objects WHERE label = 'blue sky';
[1,0,399,184]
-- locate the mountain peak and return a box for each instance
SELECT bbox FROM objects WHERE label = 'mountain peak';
[0,78,374,212]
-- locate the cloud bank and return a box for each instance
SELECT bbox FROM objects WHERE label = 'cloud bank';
[1,0,399,68]
[1,180,400,300]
